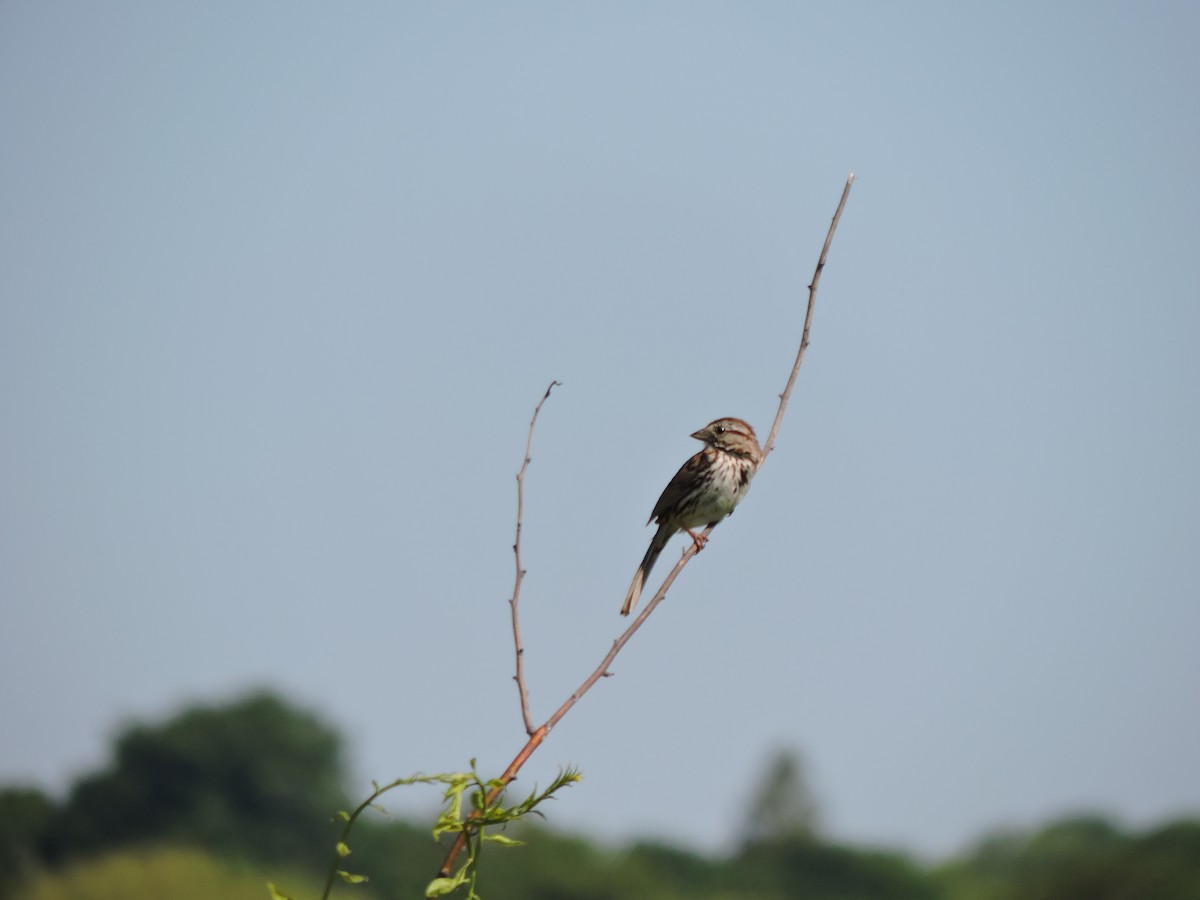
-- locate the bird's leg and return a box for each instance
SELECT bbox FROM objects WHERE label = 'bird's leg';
[685,528,709,551]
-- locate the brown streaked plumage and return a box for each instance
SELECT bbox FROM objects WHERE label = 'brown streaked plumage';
[621,417,763,616]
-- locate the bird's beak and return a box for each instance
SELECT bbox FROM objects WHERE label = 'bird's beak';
[690,428,707,441]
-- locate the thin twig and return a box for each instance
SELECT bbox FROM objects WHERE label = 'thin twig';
[511,380,560,736]
[436,532,705,878]
[543,534,700,729]
[763,172,855,461]
[436,177,854,879]
[436,547,686,878]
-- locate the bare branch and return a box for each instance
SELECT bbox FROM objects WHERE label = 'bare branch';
[436,533,707,878]
[544,528,705,729]
[511,380,560,736]
[763,172,855,461]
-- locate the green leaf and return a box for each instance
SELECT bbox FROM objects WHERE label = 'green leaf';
[425,867,469,897]
[442,775,470,801]
[266,883,296,900]
[432,806,463,840]
[337,870,369,884]
[336,841,351,858]
[483,833,525,847]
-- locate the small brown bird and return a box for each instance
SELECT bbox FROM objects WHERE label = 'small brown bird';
[621,417,763,616]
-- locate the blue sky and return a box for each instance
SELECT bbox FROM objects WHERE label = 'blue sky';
[2,2,1198,858]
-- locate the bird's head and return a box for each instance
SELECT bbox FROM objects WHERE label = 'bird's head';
[690,417,762,460]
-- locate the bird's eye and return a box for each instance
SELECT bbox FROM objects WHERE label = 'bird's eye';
[716,425,726,434]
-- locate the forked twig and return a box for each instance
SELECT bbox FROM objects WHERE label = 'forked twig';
[435,174,855,880]
[511,380,560,736]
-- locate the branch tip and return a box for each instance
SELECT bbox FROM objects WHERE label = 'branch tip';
[761,174,853,463]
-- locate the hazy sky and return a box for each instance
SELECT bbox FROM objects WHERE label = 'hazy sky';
[2,2,1198,859]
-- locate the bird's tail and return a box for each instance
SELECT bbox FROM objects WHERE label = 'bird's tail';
[621,524,673,616]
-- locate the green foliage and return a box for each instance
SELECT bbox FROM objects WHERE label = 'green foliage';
[6,693,1199,900]
[314,819,445,900]
[477,826,624,900]
[426,762,580,899]
[316,772,470,900]
[728,748,940,900]
[14,813,1200,900]
[43,691,348,867]
[935,813,1200,900]
[732,837,939,900]
[622,839,719,893]
[15,845,376,900]
[0,788,56,896]
[292,761,580,900]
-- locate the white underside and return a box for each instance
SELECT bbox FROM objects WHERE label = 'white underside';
[677,455,755,529]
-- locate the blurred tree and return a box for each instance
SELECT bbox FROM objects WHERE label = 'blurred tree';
[741,748,821,845]
[621,839,718,895]
[0,787,57,896]
[10,691,1199,900]
[1013,814,1200,900]
[19,845,374,900]
[734,838,940,900]
[936,813,1200,900]
[44,691,348,866]
[932,827,1025,900]
[730,748,940,899]
[1130,819,1200,900]
[1021,813,1121,861]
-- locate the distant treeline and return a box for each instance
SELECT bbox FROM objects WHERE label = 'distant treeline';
[3,691,1197,899]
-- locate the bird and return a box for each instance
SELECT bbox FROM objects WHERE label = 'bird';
[621,417,763,616]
